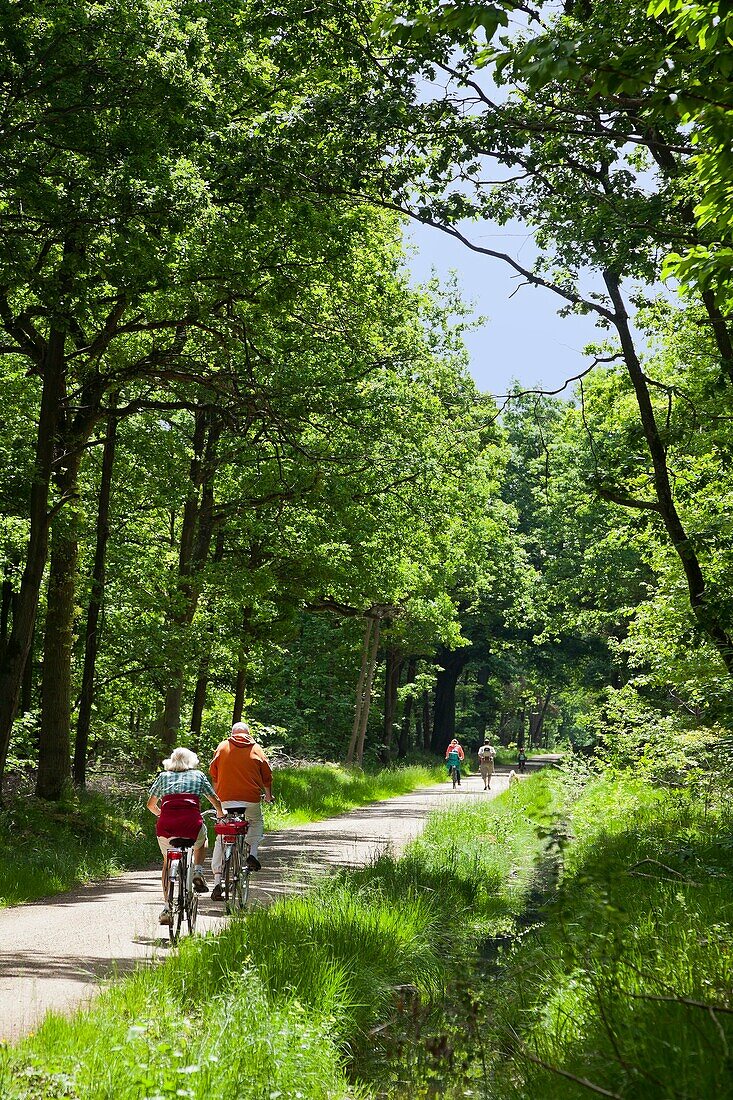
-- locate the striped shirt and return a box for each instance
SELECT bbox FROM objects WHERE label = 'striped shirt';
[149,769,215,800]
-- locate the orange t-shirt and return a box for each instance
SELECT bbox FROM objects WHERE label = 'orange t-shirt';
[209,733,273,803]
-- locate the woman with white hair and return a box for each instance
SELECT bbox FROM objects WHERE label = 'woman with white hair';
[147,746,223,926]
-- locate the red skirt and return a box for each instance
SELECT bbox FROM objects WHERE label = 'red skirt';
[157,793,203,839]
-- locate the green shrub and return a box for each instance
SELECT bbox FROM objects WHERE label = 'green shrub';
[0,786,159,907]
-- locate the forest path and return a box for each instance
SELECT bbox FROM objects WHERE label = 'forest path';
[0,771,510,1042]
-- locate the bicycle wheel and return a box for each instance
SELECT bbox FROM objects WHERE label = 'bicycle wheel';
[223,843,238,911]
[231,838,250,912]
[234,868,250,911]
[451,765,458,789]
[168,858,184,944]
[186,886,198,935]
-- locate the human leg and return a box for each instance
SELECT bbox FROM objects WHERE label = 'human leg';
[244,801,264,858]
[192,821,209,892]
[157,837,172,923]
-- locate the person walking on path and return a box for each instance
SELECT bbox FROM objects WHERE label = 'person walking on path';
[477,738,496,790]
[147,747,223,925]
[517,748,527,773]
[209,722,274,900]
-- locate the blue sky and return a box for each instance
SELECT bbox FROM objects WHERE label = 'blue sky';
[406,219,605,398]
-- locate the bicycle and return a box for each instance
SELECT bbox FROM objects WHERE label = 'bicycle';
[449,764,461,789]
[165,837,198,944]
[213,813,251,913]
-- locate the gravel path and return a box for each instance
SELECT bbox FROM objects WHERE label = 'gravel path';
[0,771,509,1042]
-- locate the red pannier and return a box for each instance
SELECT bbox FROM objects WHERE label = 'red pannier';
[214,819,249,839]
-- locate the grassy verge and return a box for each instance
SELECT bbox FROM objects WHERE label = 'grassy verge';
[0,775,550,1098]
[0,788,160,908]
[482,774,733,1100]
[265,762,444,828]
[0,762,444,907]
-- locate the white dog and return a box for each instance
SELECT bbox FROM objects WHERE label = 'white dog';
[508,769,520,786]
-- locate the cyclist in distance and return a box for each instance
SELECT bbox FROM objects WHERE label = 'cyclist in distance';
[445,737,465,786]
[209,722,274,901]
[147,746,223,926]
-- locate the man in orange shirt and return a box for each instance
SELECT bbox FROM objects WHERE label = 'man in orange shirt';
[209,722,274,900]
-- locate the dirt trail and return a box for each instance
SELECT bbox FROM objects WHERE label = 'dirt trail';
[0,772,509,1042]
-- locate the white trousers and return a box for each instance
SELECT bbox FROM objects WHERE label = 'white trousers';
[211,802,264,876]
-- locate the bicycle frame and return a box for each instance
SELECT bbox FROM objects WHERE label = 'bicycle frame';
[165,842,197,943]
[214,814,251,913]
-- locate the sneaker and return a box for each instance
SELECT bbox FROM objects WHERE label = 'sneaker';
[211,882,224,901]
[245,854,261,872]
[193,867,209,893]
[159,907,171,926]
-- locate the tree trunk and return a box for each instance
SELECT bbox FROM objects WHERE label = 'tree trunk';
[398,657,417,758]
[430,649,469,754]
[74,408,117,786]
[605,270,733,674]
[355,617,381,767]
[382,648,402,749]
[517,705,527,750]
[0,331,65,790]
[37,496,82,800]
[422,691,431,752]
[475,664,490,738]
[346,616,373,764]
[231,606,252,726]
[20,620,34,716]
[0,578,12,649]
[190,669,208,735]
[157,410,220,742]
[232,667,246,725]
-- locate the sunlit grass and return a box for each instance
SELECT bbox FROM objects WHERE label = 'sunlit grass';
[0,788,160,907]
[265,762,444,828]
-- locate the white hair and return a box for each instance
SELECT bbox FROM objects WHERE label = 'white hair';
[231,722,250,735]
[163,746,199,772]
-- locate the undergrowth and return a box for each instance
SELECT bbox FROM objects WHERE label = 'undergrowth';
[0,789,159,907]
[481,775,733,1100]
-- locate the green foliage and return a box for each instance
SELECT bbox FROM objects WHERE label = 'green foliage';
[0,784,159,907]
[485,774,733,1099]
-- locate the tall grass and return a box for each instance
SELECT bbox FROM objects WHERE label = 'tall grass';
[476,775,733,1100]
[266,762,444,828]
[0,787,160,907]
[0,960,355,1100]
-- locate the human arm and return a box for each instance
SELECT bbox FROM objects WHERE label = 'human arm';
[206,792,224,817]
[198,771,221,814]
[147,774,163,817]
[260,757,274,803]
